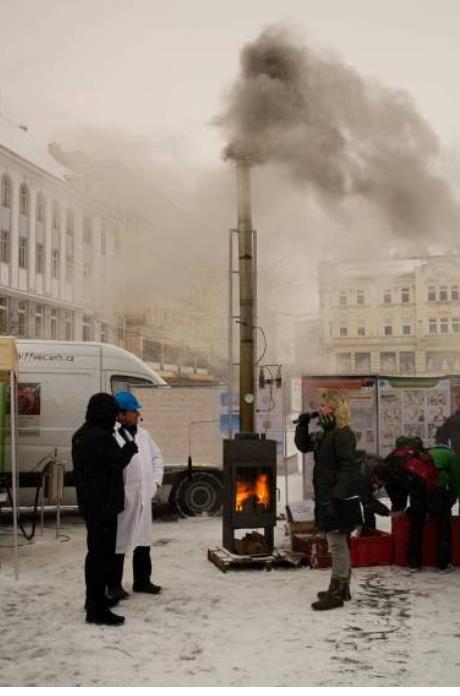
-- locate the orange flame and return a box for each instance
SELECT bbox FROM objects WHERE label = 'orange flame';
[235,473,270,512]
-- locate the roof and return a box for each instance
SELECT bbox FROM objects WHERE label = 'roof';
[0,114,72,181]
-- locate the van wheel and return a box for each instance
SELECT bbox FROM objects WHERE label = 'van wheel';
[174,473,222,517]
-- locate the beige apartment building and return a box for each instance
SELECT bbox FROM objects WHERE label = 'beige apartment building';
[319,255,460,375]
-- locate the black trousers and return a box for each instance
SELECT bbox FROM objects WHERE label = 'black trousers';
[84,514,117,612]
[109,546,152,589]
[407,489,452,569]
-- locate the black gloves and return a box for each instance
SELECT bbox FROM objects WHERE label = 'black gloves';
[123,440,138,456]
[318,413,336,430]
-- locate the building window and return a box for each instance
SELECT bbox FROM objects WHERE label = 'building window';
[357,290,364,305]
[51,249,59,279]
[52,202,60,230]
[66,209,74,235]
[439,285,448,302]
[428,286,436,302]
[1,176,11,208]
[65,256,73,283]
[34,305,43,338]
[65,311,73,340]
[83,260,91,279]
[452,317,460,334]
[50,308,58,339]
[18,237,28,269]
[336,353,351,372]
[1,230,10,263]
[82,315,93,341]
[402,324,411,335]
[36,193,45,223]
[83,217,92,245]
[452,285,459,301]
[401,288,410,303]
[357,326,365,337]
[440,317,449,334]
[400,351,415,374]
[383,289,392,304]
[0,296,8,333]
[100,322,108,343]
[429,318,437,334]
[36,244,45,274]
[339,327,348,337]
[339,291,347,306]
[355,352,370,373]
[381,352,397,373]
[384,325,393,336]
[17,301,27,336]
[114,230,120,255]
[101,227,106,256]
[19,184,29,216]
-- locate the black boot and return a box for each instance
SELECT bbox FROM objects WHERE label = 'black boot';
[85,608,125,626]
[318,573,351,601]
[132,581,162,595]
[107,586,130,601]
[84,594,119,611]
[311,576,346,611]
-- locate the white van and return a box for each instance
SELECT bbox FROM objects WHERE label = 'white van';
[7,340,166,504]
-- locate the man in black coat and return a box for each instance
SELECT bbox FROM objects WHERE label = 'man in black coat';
[435,393,460,458]
[72,393,138,626]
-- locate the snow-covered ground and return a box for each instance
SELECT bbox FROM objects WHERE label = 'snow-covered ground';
[1,513,460,687]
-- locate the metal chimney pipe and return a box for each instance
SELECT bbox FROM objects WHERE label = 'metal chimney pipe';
[236,160,255,433]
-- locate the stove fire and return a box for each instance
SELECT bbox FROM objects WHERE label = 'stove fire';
[235,472,270,513]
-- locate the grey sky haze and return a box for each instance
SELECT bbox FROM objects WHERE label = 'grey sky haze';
[0,0,459,166]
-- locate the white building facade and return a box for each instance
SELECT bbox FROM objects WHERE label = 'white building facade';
[0,118,122,343]
[319,256,460,375]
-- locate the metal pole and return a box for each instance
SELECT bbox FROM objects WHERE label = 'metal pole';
[236,161,255,433]
[10,371,18,579]
[253,229,258,429]
[228,230,234,439]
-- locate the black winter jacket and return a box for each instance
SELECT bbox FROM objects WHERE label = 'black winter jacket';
[436,411,460,458]
[72,393,136,520]
[295,423,360,531]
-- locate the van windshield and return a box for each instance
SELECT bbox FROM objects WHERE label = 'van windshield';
[111,375,160,392]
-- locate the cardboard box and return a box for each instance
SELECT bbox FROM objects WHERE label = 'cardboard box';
[286,500,315,543]
[292,532,332,568]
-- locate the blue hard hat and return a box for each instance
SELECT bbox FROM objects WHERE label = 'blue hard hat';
[114,391,142,412]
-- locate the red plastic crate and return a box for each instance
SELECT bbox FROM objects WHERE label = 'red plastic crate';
[350,530,394,567]
[392,514,460,567]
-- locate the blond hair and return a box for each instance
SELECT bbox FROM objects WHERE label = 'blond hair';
[321,389,352,429]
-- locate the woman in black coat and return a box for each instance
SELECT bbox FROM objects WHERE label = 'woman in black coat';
[295,389,361,610]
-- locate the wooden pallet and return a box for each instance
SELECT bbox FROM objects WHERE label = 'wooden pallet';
[207,546,308,573]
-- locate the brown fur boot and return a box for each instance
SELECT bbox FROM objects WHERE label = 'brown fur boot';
[311,576,346,611]
[317,573,351,601]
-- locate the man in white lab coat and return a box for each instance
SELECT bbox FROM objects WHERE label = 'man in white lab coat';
[107,391,164,600]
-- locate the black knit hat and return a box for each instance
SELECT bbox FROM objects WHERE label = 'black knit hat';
[85,392,118,425]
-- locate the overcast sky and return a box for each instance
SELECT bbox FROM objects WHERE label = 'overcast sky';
[0,0,459,166]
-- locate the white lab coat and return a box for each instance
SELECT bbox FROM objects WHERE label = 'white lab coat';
[114,424,164,554]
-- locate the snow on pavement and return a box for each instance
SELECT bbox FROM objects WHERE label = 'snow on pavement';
[1,515,460,687]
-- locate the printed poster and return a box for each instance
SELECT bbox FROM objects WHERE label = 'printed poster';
[378,377,451,456]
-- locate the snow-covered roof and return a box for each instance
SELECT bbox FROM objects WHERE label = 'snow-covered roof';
[0,114,72,181]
